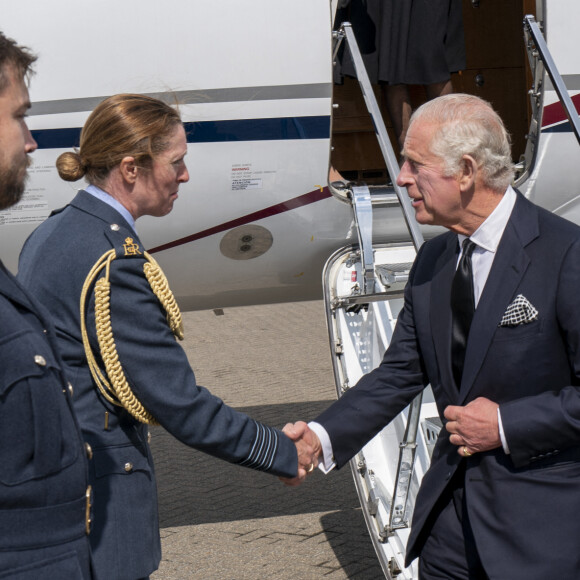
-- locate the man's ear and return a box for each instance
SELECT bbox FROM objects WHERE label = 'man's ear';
[458,154,477,192]
[119,156,138,184]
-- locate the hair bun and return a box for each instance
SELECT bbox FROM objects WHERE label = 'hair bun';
[56,151,86,182]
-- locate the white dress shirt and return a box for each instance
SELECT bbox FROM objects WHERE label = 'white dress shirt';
[311,186,517,472]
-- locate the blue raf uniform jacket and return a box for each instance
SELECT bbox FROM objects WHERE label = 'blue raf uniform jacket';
[0,263,93,578]
[18,190,298,580]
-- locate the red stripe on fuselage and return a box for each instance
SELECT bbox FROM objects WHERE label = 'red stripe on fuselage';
[542,93,580,127]
[148,187,333,254]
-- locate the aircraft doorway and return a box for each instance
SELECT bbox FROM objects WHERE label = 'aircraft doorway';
[330,0,538,184]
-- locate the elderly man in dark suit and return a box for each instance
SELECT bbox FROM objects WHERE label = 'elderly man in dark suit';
[283,93,580,579]
[0,31,94,578]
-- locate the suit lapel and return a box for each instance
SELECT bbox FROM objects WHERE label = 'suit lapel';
[459,193,539,401]
[430,234,458,395]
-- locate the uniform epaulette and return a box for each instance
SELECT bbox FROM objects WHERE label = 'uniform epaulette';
[103,223,145,260]
[49,204,68,217]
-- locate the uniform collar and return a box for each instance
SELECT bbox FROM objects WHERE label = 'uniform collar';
[85,184,137,233]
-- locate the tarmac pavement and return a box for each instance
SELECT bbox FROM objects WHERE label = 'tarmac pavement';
[149,300,385,579]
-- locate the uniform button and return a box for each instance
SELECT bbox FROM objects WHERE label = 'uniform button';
[147,431,152,444]
[85,442,93,460]
[124,462,133,472]
[110,224,120,231]
[68,382,74,397]
[34,355,47,366]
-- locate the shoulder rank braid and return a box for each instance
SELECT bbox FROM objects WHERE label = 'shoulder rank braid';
[80,238,184,425]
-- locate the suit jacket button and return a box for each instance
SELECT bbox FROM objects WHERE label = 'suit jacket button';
[124,462,133,472]
[85,443,93,460]
[34,355,46,366]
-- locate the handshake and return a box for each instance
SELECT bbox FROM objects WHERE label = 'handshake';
[280,422,323,487]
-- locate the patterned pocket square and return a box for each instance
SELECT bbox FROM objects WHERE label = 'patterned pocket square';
[499,294,539,327]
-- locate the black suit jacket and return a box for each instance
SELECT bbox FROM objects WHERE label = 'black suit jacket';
[316,192,580,578]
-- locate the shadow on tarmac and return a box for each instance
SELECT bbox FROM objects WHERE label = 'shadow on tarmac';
[150,399,384,577]
[151,400,362,526]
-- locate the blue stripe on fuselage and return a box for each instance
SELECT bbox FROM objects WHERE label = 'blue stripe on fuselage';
[31,116,331,149]
[542,120,573,133]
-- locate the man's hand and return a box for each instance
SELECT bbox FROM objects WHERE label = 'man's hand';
[444,397,501,456]
[279,422,322,487]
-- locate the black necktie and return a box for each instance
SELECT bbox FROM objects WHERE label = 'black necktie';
[451,238,476,387]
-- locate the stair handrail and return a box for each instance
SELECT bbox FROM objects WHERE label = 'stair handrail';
[524,15,580,145]
[336,22,425,252]
[334,21,425,533]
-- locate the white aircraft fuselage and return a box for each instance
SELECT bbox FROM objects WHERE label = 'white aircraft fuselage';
[1,0,576,312]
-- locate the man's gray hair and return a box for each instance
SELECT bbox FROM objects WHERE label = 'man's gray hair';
[410,94,515,192]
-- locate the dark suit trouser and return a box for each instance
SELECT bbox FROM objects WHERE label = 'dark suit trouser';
[418,464,489,580]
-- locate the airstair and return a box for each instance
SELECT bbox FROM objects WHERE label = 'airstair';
[323,15,580,579]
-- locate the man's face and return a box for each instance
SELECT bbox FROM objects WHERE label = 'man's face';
[396,120,463,230]
[0,65,37,210]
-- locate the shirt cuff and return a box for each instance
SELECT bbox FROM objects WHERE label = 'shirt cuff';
[308,421,336,473]
[497,407,510,454]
